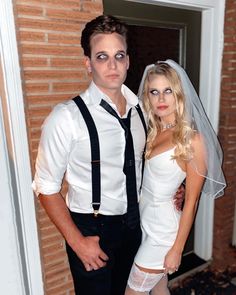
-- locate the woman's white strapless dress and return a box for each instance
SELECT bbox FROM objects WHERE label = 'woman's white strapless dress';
[134,147,186,269]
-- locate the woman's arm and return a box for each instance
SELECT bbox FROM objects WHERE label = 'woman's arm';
[164,134,206,274]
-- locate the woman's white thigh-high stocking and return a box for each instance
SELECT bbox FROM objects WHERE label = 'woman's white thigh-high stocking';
[125,285,149,295]
[125,264,164,295]
[150,275,170,295]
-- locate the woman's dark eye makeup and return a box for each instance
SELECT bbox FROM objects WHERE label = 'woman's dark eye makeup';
[150,88,172,95]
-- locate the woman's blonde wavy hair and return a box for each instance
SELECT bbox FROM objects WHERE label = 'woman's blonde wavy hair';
[142,62,195,161]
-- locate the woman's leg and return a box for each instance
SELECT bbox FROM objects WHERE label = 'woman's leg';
[125,285,148,295]
[151,275,170,295]
[125,263,164,295]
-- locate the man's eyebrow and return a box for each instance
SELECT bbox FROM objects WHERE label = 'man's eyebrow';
[95,51,106,55]
[116,50,127,54]
[95,50,126,55]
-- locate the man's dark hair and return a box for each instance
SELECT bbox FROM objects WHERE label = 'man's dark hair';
[81,14,129,57]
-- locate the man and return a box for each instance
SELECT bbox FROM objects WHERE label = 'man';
[33,15,182,295]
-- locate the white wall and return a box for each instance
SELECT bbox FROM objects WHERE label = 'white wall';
[0,96,26,295]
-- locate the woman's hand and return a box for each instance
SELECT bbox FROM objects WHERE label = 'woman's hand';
[163,247,181,275]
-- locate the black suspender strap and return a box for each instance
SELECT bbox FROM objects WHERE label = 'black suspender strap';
[135,104,147,137]
[135,104,147,192]
[73,96,101,216]
[73,97,147,218]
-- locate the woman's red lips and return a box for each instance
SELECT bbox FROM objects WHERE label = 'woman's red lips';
[157,105,168,110]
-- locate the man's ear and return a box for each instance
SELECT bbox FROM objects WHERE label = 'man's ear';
[126,55,130,70]
[85,57,92,73]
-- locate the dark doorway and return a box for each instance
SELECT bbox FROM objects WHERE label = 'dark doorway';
[103,0,201,91]
[126,25,180,94]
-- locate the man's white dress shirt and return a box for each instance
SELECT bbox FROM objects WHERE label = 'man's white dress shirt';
[32,81,146,215]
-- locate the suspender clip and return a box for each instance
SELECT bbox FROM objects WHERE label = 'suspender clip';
[91,202,100,217]
[93,210,99,217]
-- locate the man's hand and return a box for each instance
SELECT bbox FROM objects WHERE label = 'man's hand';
[38,194,109,272]
[174,184,185,211]
[74,235,109,272]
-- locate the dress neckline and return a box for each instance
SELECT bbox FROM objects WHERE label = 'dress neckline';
[147,146,175,161]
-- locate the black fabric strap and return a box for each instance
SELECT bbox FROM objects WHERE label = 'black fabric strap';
[135,104,147,192]
[73,96,101,216]
[135,104,147,137]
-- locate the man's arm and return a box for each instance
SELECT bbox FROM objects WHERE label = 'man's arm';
[39,193,108,271]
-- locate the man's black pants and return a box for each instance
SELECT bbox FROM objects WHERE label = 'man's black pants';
[66,211,142,295]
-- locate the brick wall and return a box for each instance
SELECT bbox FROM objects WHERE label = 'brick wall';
[13,1,103,294]
[213,0,236,270]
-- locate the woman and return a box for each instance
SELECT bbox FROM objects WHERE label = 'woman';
[125,60,226,295]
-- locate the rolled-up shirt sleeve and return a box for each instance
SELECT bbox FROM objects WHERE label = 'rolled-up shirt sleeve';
[32,103,74,196]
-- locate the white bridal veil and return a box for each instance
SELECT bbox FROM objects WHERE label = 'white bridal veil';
[138,59,226,199]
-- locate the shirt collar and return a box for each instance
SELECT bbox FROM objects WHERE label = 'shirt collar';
[86,81,139,107]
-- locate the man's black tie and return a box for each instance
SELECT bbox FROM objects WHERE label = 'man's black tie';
[100,99,140,229]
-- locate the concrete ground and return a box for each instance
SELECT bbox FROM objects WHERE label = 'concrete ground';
[170,267,236,295]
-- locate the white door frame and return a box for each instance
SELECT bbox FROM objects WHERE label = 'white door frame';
[0,0,44,294]
[0,98,25,294]
[127,0,225,260]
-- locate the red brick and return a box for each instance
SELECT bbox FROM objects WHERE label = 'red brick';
[46,8,97,22]
[47,281,73,295]
[24,70,85,80]
[16,4,44,16]
[51,58,84,68]
[28,117,45,128]
[213,0,236,271]
[82,2,103,13]
[48,33,81,45]
[17,17,82,32]
[28,105,52,117]
[22,0,81,9]
[52,82,89,92]
[25,82,49,92]
[22,57,48,67]
[19,31,45,42]
[21,44,82,56]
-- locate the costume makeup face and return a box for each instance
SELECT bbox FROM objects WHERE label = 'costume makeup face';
[148,74,176,124]
[85,32,129,96]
